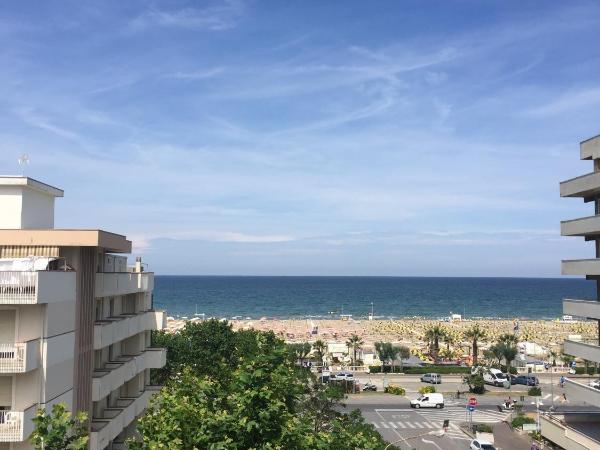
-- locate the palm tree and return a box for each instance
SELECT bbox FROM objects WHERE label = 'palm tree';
[312,340,327,367]
[464,324,486,366]
[374,341,389,372]
[548,350,558,367]
[488,344,504,366]
[346,334,364,367]
[561,352,574,369]
[500,343,518,388]
[424,325,446,362]
[395,345,410,372]
[498,333,519,346]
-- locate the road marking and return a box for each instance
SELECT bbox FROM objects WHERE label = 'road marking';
[381,422,389,428]
[396,422,407,428]
[388,422,397,429]
[421,438,442,449]
[406,422,416,428]
[373,423,379,429]
[543,394,551,399]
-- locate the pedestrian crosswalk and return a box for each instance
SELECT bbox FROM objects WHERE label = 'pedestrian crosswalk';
[415,406,510,424]
[371,406,510,441]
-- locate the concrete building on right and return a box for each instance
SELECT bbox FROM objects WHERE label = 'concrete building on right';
[542,134,600,449]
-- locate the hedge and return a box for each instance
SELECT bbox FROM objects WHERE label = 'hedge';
[368,365,471,374]
[574,367,598,375]
[511,414,535,429]
[385,385,406,395]
[418,385,436,394]
[473,424,493,433]
[528,387,542,397]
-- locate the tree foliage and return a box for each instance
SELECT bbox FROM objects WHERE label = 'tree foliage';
[29,402,88,450]
[464,324,486,366]
[133,320,393,450]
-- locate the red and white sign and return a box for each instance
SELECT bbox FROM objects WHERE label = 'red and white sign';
[468,397,477,406]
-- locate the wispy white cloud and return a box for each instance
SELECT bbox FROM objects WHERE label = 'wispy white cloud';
[525,87,600,117]
[129,0,245,31]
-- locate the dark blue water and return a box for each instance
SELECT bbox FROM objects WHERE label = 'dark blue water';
[152,276,597,319]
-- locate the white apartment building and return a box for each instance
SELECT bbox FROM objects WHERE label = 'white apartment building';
[542,134,600,449]
[0,176,166,450]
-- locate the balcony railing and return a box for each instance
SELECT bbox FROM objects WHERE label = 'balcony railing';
[94,310,166,350]
[0,405,37,442]
[92,348,166,401]
[95,272,154,298]
[0,271,75,305]
[90,386,161,450]
[0,340,39,373]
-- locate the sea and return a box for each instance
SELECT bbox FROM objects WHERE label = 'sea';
[152,276,597,320]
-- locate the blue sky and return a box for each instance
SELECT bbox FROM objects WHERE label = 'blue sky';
[1,1,600,276]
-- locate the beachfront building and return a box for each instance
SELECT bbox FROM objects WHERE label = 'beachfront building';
[541,134,600,449]
[0,176,166,450]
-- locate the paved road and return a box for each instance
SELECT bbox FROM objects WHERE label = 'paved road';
[343,396,515,450]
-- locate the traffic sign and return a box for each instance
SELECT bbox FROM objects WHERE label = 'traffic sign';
[468,397,477,406]
[468,405,475,412]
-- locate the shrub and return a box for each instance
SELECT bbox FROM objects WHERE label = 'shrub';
[418,385,436,394]
[528,386,542,397]
[384,384,406,395]
[473,424,493,433]
[368,365,471,375]
[511,414,535,429]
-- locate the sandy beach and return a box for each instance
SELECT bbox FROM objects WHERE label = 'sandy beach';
[166,317,596,353]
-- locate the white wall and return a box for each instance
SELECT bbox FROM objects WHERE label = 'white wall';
[19,188,55,229]
[0,187,23,229]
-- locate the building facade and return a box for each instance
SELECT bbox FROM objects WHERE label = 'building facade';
[541,134,600,449]
[0,177,166,450]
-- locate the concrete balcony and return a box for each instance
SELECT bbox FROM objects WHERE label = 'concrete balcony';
[562,259,600,276]
[564,299,600,320]
[581,134,600,160]
[0,404,37,442]
[0,270,75,305]
[560,171,600,199]
[95,272,154,298]
[561,215,600,237]
[564,340,600,364]
[94,310,166,350]
[0,339,40,373]
[541,413,600,450]
[563,377,600,408]
[89,386,161,450]
[92,348,166,402]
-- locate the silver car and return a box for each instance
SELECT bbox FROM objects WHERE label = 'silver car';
[420,373,442,384]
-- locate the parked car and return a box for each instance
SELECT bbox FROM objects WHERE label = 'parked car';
[483,368,509,387]
[470,439,496,450]
[512,375,539,386]
[420,373,442,384]
[336,371,354,381]
[410,393,444,409]
[589,379,600,390]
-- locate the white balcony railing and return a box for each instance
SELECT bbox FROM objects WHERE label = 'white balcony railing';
[0,271,76,305]
[95,272,154,298]
[0,405,37,442]
[0,340,39,373]
[92,348,167,401]
[94,310,166,350]
[89,386,161,450]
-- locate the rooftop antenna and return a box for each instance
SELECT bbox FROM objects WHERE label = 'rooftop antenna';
[18,154,30,176]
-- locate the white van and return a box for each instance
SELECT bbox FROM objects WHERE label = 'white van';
[410,393,444,409]
[484,368,508,387]
[421,373,442,384]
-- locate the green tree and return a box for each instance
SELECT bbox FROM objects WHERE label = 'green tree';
[288,342,312,366]
[312,339,327,367]
[29,402,88,450]
[498,333,519,346]
[500,343,518,386]
[424,325,446,362]
[465,324,486,366]
[549,349,558,367]
[346,334,364,366]
[487,344,504,366]
[129,336,393,449]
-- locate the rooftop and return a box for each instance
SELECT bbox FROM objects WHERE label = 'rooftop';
[0,176,63,197]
